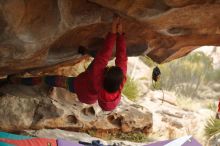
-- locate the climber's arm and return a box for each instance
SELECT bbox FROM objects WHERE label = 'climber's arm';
[115,33,127,75]
[91,33,116,73]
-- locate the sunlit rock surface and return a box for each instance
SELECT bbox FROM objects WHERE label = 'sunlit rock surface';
[0,85,152,136]
[1,0,220,75]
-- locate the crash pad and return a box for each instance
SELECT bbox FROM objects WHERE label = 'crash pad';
[0,132,32,140]
[57,139,83,146]
[0,138,57,146]
[0,141,14,146]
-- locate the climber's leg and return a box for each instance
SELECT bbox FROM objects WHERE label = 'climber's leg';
[8,75,43,85]
[8,75,75,93]
[0,78,8,87]
[44,75,75,93]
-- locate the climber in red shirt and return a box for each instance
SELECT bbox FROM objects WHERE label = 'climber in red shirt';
[8,15,127,111]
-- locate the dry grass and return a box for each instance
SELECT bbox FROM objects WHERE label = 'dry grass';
[122,76,140,101]
[205,117,220,139]
[176,95,201,111]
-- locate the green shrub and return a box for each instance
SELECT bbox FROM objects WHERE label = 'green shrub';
[141,52,217,98]
[161,52,213,86]
[150,80,162,90]
[207,102,217,112]
[207,68,220,83]
[204,117,220,138]
[115,132,148,142]
[122,76,139,101]
[87,130,149,143]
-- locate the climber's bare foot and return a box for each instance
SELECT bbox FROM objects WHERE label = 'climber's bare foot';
[78,45,88,55]
[112,14,120,34]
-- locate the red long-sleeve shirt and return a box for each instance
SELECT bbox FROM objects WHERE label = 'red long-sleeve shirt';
[74,33,127,111]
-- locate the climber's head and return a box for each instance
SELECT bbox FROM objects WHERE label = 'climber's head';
[103,66,124,93]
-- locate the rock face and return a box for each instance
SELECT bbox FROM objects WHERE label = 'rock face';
[1,0,220,75]
[0,59,152,136]
[0,85,152,135]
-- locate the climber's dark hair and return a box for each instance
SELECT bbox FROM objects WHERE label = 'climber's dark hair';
[103,66,124,93]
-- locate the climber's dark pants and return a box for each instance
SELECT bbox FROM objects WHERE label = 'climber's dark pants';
[18,75,75,93]
[10,49,98,93]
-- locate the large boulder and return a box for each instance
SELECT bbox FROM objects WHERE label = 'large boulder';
[0,85,152,135]
[1,0,220,75]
